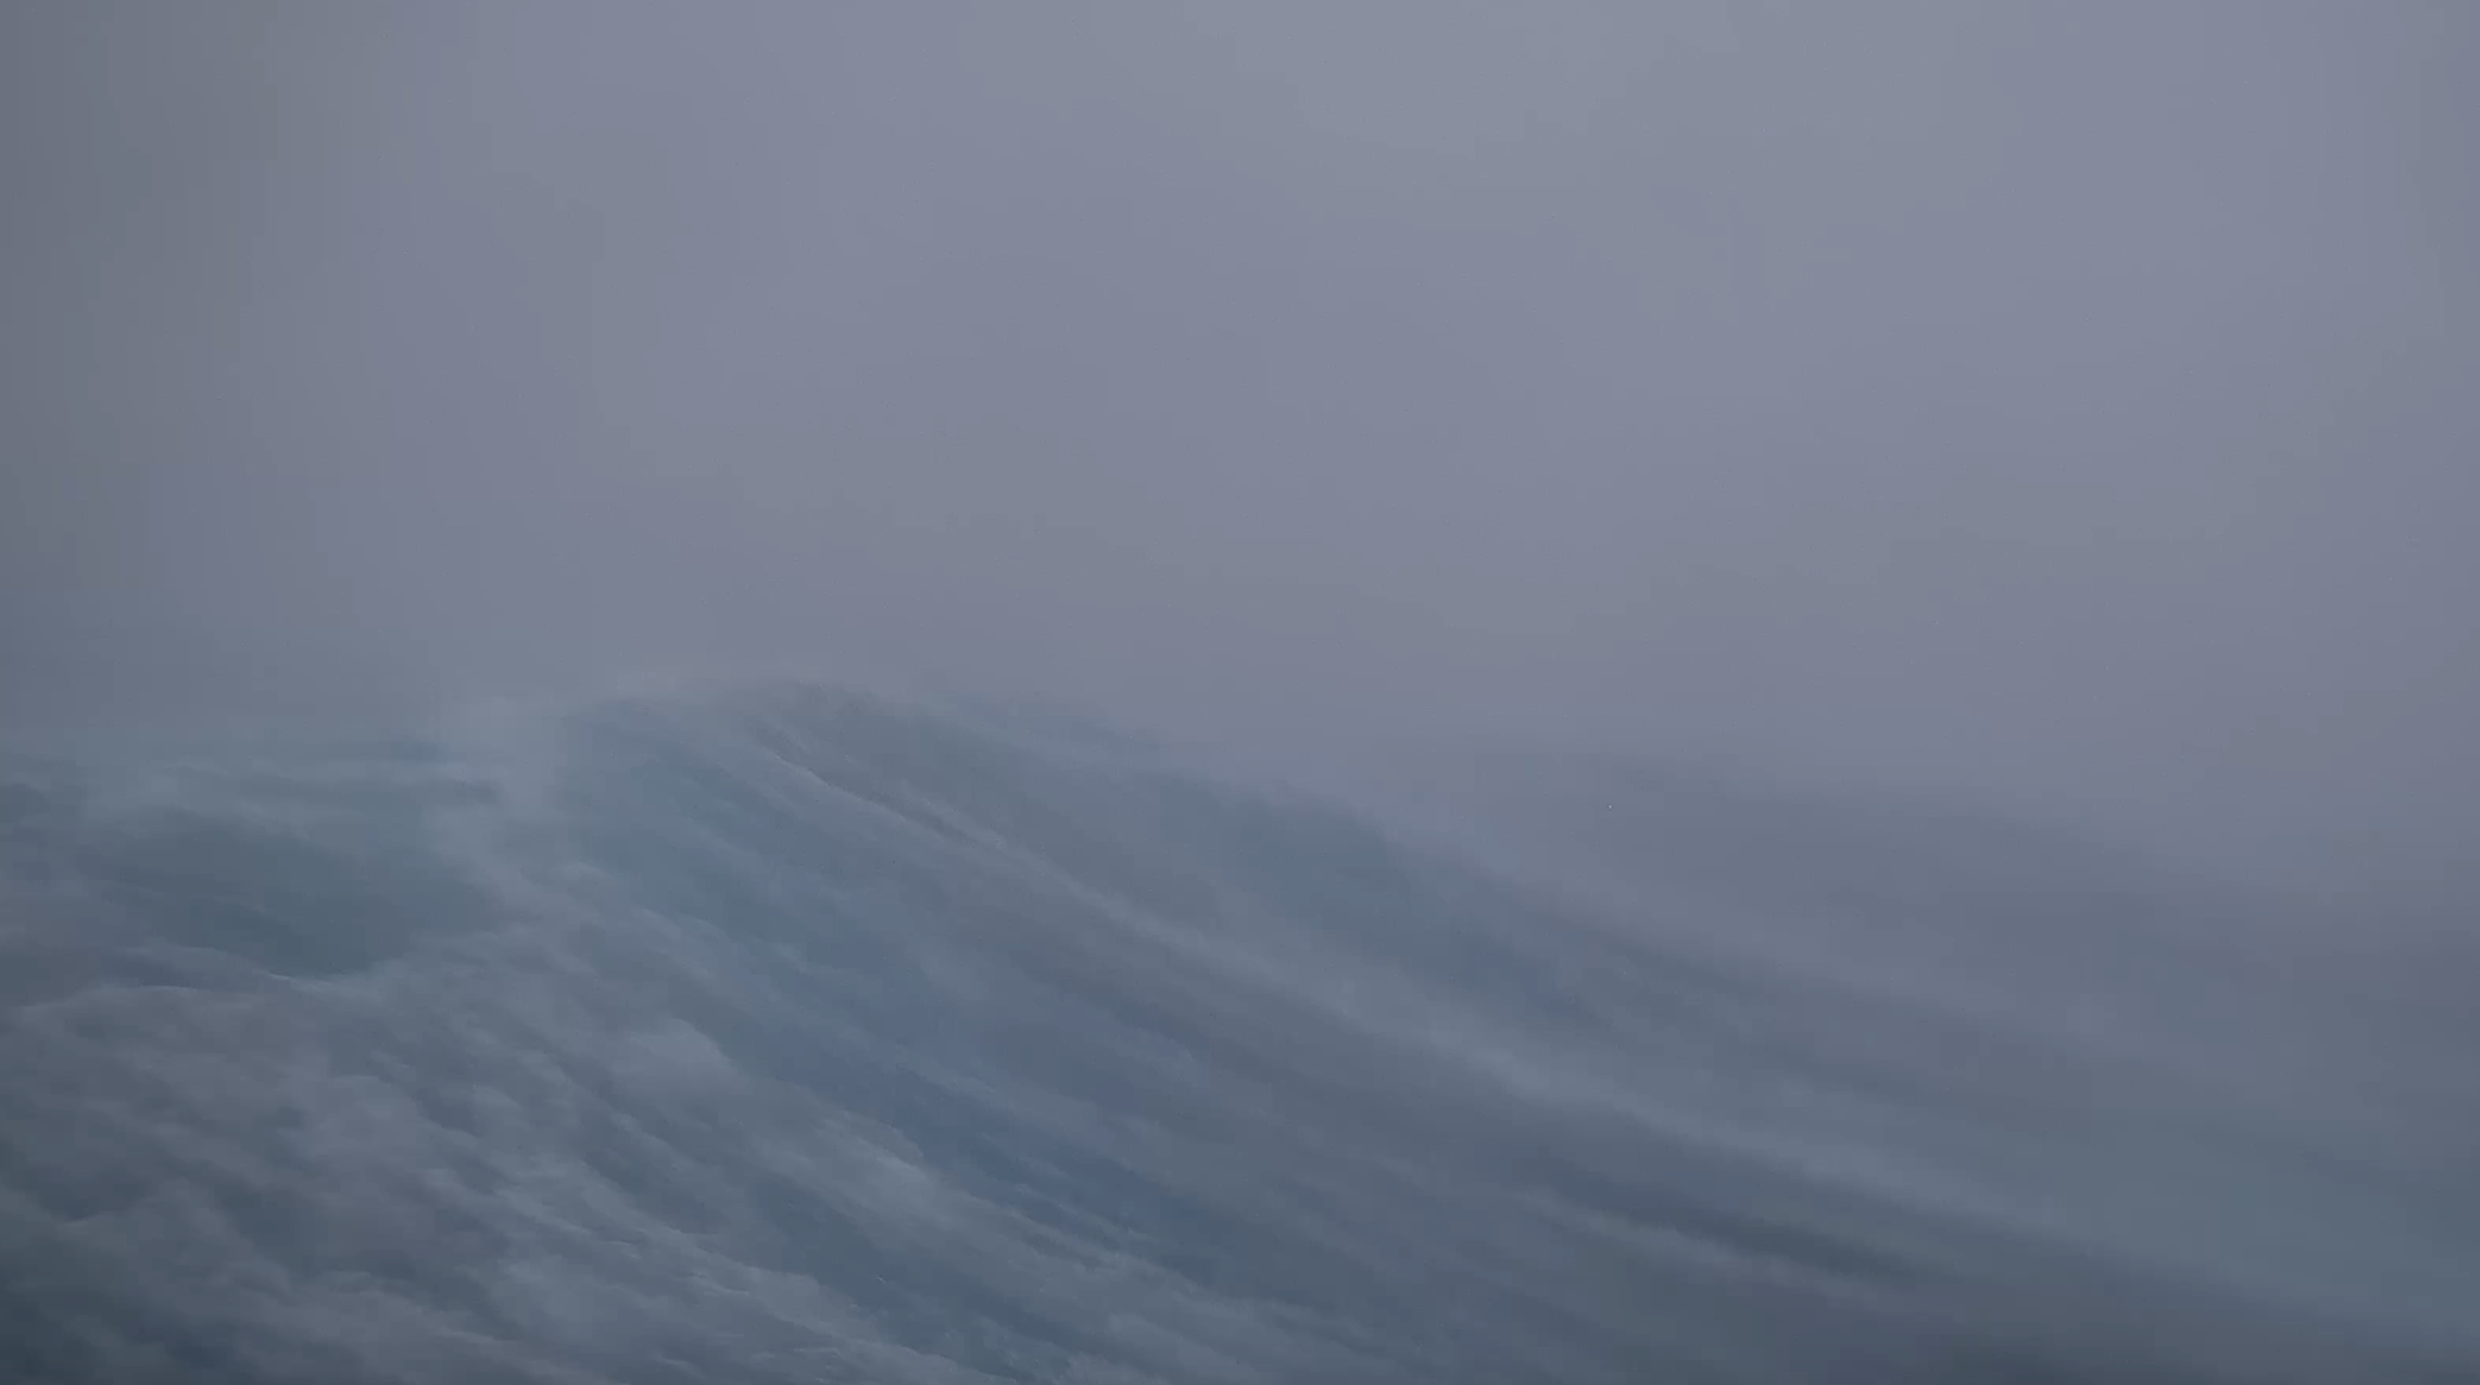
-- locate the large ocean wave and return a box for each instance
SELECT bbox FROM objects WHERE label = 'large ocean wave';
[0,680,2469,1382]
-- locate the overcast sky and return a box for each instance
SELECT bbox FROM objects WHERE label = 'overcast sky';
[5,2,2476,905]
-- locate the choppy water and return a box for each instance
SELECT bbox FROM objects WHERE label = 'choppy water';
[0,681,2470,1382]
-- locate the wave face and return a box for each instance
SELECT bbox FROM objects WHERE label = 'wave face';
[0,681,2470,1383]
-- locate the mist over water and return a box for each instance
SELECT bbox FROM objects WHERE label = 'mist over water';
[7,2,2478,905]
[3,4,2477,1381]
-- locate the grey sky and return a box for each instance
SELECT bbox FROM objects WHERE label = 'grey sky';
[5,2,2476,904]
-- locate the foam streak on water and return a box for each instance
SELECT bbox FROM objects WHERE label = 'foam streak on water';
[0,681,2470,1382]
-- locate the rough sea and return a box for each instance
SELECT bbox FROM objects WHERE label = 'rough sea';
[1,679,2470,1382]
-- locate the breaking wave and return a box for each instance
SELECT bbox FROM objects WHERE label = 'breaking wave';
[0,679,2470,1382]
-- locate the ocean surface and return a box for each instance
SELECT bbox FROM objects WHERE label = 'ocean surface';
[0,679,2470,1383]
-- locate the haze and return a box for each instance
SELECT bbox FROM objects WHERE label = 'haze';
[6,2,2476,909]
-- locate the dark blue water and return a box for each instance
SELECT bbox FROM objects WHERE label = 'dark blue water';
[0,681,2469,1382]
